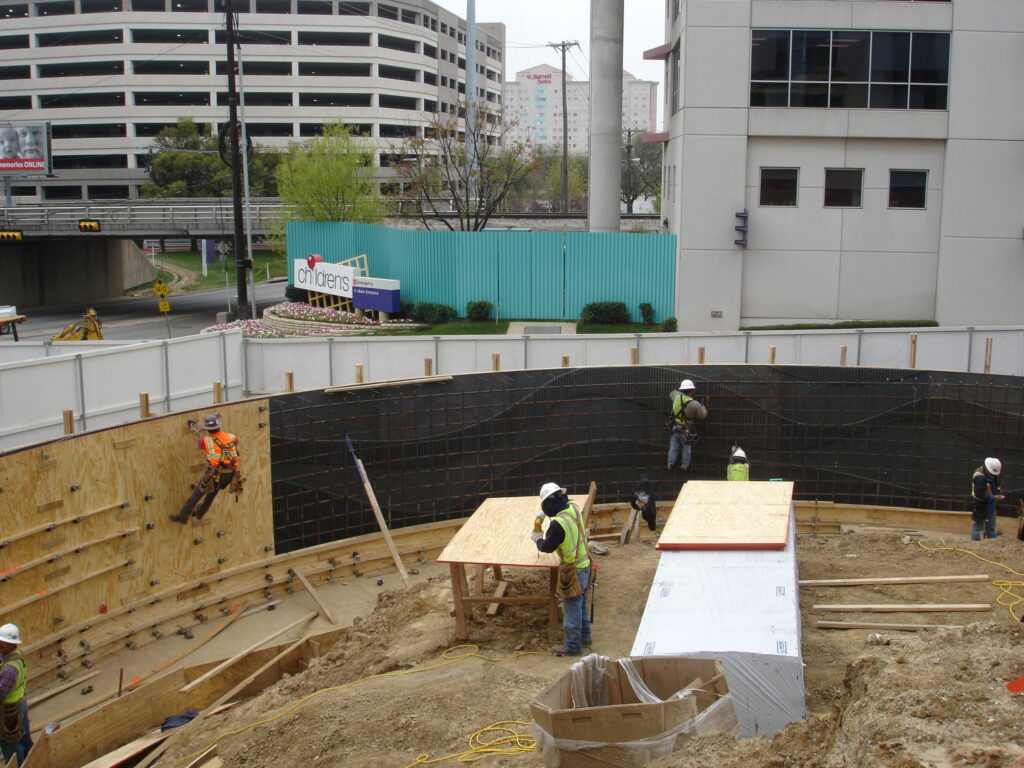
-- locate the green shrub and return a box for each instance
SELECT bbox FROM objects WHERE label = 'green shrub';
[639,303,654,326]
[400,300,415,319]
[580,302,630,325]
[284,284,307,302]
[413,302,457,325]
[662,317,678,332]
[466,300,493,322]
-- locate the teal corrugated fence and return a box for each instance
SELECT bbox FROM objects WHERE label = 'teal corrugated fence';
[286,222,677,322]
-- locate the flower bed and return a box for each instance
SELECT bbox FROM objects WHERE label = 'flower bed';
[203,303,423,338]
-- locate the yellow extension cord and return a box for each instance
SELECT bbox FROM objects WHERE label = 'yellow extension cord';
[172,644,544,768]
[916,538,1024,622]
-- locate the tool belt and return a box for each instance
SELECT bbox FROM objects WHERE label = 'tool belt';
[1,700,24,744]
[228,471,246,500]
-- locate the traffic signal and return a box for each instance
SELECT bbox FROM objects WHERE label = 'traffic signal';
[78,219,101,233]
[0,230,23,242]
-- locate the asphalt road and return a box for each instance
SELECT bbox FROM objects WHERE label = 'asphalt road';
[15,281,288,341]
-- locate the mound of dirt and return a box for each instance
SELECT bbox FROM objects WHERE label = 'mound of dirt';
[158,532,1024,768]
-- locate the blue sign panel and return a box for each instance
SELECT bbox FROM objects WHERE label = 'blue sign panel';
[352,276,401,313]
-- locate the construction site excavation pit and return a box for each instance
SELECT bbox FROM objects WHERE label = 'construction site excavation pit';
[3,365,1022,768]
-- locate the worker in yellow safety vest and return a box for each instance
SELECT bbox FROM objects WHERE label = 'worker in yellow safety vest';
[171,414,243,524]
[531,483,592,657]
[0,624,33,767]
[668,379,707,471]
[727,446,750,481]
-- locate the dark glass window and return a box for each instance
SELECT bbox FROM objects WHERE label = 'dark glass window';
[40,92,125,108]
[790,82,827,108]
[379,65,417,82]
[909,85,947,110]
[759,168,798,206]
[255,0,290,12]
[830,31,869,81]
[871,32,910,82]
[36,1,75,14]
[824,169,863,207]
[379,124,417,138]
[132,0,165,9]
[39,29,123,46]
[297,31,369,46]
[424,99,436,112]
[790,30,830,81]
[172,0,208,10]
[458,57,465,70]
[379,34,417,54]
[52,123,127,139]
[214,29,290,44]
[39,61,124,77]
[43,186,84,200]
[136,122,195,136]
[424,43,436,58]
[401,9,416,23]
[869,83,908,109]
[377,3,397,20]
[135,60,209,75]
[379,94,417,110]
[0,65,30,80]
[338,1,369,14]
[751,30,789,80]
[244,123,293,137]
[889,170,927,209]
[750,82,787,107]
[81,0,122,12]
[0,35,30,50]
[1,3,29,16]
[11,187,36,196]
[829,83,867,108]
[297,0,332,14]
[910,32,949,83]
[217,91,292,106]
[423,71,436,85]
[133,28,207,43]
[298,62,370,76]
[0,96,31,109]
[133,91,210,106]
[88,185,131,199]
[299,123,324,136]
[216,60,292,75]
[299,93,371,107]
[53,154,128,169]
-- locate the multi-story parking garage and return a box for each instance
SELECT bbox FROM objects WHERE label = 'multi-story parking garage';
[0,0,505,201]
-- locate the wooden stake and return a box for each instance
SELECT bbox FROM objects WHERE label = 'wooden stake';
[354,363,364,384]
[213,381,223,404]
[813,603,991,613]
[630,346,639,365]
[139,392,151,418]
[354,456,411,588]
[284,371,294,392]
[473,564,486,595]
[561,355,570,368]
[62,410,74,435]
[291,569,338,625]
[491,353,500,372]
[769,345,776,364]
[180,611,317,694]
[424,358,433,377]
[908,333,918,369]
[839,345,847,367]
[117,668,124,698]
[801,574,990,588]
[816,620,963,631]
[984,337,993,374]
[697,346,706,365]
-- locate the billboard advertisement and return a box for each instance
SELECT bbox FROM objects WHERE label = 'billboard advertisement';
[0,122,51,175]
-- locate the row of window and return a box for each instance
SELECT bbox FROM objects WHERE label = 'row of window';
[0,90,434,109]
[759,167,929,209]
[750,30,950,110]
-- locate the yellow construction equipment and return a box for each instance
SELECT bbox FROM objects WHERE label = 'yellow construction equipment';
[52,308,104,341]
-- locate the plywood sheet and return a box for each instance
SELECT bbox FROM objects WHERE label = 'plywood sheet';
[657,481,794,551]
[437,495,587,568]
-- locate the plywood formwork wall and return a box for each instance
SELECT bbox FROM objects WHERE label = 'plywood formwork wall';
[0,400,274,660]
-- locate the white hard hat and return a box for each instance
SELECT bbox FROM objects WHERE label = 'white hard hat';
[539,482,566,503]
[984,457,1001,476]
[732,448,746,460]
[679,379,695,391]
[0,624,21,645]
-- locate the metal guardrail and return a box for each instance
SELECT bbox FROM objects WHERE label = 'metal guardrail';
[0,202,285,232]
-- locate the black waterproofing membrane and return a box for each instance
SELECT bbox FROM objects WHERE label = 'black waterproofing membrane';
[269,365,1024,553]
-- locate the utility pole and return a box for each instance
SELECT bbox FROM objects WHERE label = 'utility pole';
[548,40,578,213]
[465,0,477,207]
[224,0,249,319]
[623,127,633,213]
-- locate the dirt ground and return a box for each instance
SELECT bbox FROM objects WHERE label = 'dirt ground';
[158,531,1024,768]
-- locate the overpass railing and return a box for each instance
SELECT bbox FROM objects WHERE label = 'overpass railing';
[0,201,284,233]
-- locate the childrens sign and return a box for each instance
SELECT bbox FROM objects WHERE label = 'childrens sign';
[293,256,401,312]
[352,276,401,313]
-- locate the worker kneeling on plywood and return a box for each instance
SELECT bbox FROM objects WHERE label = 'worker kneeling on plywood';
[171,414,245,524]
[531,483,592,657]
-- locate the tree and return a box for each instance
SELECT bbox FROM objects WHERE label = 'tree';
[398,106,537,231]
[141,118,280,198]
[542,154,588,212]
[275,122,384,223]
[621,129,662,214]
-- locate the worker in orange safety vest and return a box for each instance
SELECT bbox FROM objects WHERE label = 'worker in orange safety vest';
[171,414,242,523]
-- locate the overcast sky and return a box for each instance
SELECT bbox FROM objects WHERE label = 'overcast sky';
[432,0,666,120]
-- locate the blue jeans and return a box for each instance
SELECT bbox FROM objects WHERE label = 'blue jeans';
[971,503,997,541]
[667,427,691,470]
[1,698,32,767]
[562,565,591,652]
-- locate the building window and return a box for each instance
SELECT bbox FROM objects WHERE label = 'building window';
[36,2,75,15]
[39,29,123,46]
[379,35,417,54]
[298,62,369,76]
[81,0,122,12]
[297,0,333,14]
[40,61,124,78]
[53,154,128,170]
[751,29,949,110]
[132,0,165,9]
[52,123,127,139]
[255,0,289,13]
[824,169,863,208]
[759,168,798,207]
[379,94,418,110]
[134,92,210,106]
[424,43,436,58]
[215,29,290,44]
[670,41,680,113]
[338,2,369,15]
[88,185,131,199]
[379,65,418,82]
[133,28,207,43]
[43,185,84,200]
[41,92,125,108]
[244,123,293,137]
[0,35,30,50]
[216,60,292,75]
[889,170,927,209]
[172,0,208,10]
[298,93,371,107]
[298,31,368,46]
[217,92,292,107]
[377,3,397,20]
[136,60,209,75]
[0,65,30,80]
[0,96,32,109]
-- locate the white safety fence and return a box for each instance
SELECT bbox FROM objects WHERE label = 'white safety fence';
[2,325,1022,450]
[0,330,244,451]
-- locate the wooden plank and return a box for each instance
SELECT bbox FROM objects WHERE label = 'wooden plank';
[0,501,127,551]
[581,481,597,530]
[3,529,138,583]
[486,581,509,617]
[29,670,102,709]
[291,569,338,625]
[813,603,991,613]
[80,731,167,768]
[548,568,560,643]
[472,564,486,595]
[450,563,468,641]
[354,456,411,588]
[324,375,453,393]
[815,621,965,631]
[800,574,990,587]
[657,481,794,551]
[437,495,587,567]
[0,560,134,619]
[619,509,639,546]
[181,745,218,768]
[180,611,317,694]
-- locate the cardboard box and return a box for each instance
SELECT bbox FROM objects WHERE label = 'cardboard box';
[530,655,738,768]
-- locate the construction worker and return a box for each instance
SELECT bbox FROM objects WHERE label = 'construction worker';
[171,414,241,524]
[727,446,750,481]
[971,457,1004,541]
[0,624,33,767]
[531,483,592,657]
[630,475,658,532]
[667,379,706,470]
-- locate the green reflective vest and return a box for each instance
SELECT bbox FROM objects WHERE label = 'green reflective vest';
[671,393,693,426]
[553,504,590,570]
[727,462,749,482]
[1,649,26,705]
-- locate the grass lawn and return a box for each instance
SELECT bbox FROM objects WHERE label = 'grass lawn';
[151,250,288,292]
